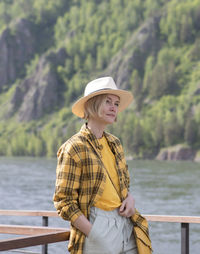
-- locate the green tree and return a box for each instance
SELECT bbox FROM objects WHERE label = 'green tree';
[74,54,81,71]
[96,46,105,70]
[143,56,154,92]
[8,132,29,156]
[154,118,164,148]
[133,122,144,156]
[0,2,11,29]
[84,54,94,72]
[27,134,46,156]
[0,138,7,156]
[130,70,143,111]
[120,113,135,154]
[149,60,178,99]
[164,113,183,146]
[179,15,193,43]
[184,117,198,145]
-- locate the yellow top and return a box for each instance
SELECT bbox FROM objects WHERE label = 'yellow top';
[94,135,121,210]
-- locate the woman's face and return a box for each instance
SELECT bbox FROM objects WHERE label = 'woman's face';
[98,94,120,125]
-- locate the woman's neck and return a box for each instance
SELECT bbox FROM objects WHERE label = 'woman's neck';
[87,120,106,139]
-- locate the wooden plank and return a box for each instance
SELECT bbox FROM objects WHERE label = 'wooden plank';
[0,231,70,251]
[0,225,69,235]
[144,215,200,224]
[0,210,58,217]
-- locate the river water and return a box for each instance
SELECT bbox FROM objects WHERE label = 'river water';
[0,157,200,254]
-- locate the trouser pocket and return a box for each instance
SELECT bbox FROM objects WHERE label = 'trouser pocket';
[85,215,116,254]
[83,209,124,254]
[83,208,137,254]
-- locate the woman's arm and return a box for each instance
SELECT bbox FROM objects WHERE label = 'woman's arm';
[53,147,83,224]
[73,215,92,237]
[54,146,94,237]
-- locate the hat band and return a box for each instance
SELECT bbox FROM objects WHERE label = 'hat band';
[85,87,117,96]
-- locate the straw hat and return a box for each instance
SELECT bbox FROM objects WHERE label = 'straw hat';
[72,77,133,118]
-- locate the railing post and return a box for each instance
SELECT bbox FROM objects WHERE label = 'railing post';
[42,216,48,254]
[181,223,189,254]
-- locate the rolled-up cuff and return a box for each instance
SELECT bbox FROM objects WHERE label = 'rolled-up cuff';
[70,210,84,224]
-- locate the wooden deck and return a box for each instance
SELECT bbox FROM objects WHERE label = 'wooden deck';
[0,225,69,251]
[1,210,200,254]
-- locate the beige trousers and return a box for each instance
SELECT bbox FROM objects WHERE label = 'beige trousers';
[83,207,138,254]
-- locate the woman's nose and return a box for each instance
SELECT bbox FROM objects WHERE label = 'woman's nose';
[110,104,117,112]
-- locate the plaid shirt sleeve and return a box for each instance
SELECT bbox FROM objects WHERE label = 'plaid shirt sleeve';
[131,210,152,253]
[53,143,83,224]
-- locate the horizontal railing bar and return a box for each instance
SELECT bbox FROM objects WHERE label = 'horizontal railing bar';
[0,225,69,235]
[0,210,58,217]
[145,215,200,224]
[10,250,40,254]
[1,210,200,224]
[0,231,70,251]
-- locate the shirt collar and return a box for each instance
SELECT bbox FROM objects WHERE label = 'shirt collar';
[79,123,116,151]
[80,123,121,161]
[80,123,115,142]
[80,123,101,150]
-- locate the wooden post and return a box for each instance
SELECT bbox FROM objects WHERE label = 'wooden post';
[181,223,189,254]
[42,216,48,254]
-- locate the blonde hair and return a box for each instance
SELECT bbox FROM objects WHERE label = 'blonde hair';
[84,94,108,120]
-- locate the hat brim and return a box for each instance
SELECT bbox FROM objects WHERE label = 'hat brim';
[72,89,133,118]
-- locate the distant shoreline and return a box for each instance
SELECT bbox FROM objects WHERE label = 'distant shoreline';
[126,144,200,162]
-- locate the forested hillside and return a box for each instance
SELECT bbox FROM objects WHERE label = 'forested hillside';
[0,0,200,160]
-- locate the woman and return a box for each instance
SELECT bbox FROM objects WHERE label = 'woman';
[53,77,152,254]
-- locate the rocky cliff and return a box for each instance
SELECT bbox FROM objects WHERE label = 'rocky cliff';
[156,144,196,161]
[8,48,67,121]
[104,16,162,89]
[0,19,36,91]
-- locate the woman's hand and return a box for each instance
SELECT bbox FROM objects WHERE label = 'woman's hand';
[119,193,135,217]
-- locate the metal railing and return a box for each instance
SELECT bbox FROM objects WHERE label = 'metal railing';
[1,210,200,254]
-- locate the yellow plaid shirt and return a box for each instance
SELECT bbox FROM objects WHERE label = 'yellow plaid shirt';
[53,124,152,254]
